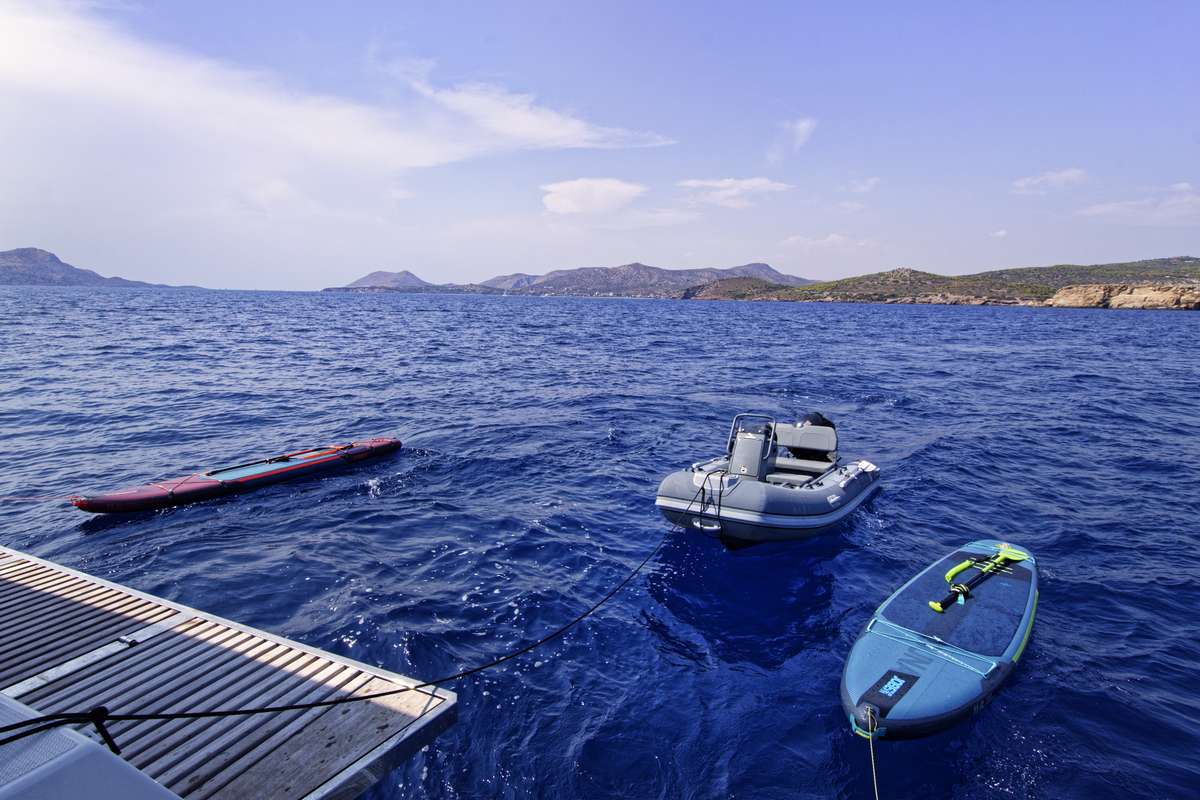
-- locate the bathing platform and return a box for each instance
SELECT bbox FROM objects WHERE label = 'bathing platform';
[0,546,456,799]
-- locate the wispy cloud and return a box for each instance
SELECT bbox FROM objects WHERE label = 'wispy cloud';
[679,177,792,208]
[374,54,673,151]
[541,178,647,214]
[0,4,674,288]
[989,229,1009,238]
[847,176,881,193]
[1077,190,1200,227]
[836,201,867,213]
[767,117,817,163]
[780,233,868,249]
[1011,167,1087,195]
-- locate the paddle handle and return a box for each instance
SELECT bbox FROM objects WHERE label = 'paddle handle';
[929,586,965,613]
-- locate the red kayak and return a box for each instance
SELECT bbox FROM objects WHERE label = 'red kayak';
[71,437,401,513]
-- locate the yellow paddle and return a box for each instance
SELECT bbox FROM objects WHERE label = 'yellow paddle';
[929,544,1028,613]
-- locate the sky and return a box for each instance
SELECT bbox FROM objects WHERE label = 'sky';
[1,1,1197,290]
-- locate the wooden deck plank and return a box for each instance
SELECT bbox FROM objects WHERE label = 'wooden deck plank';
[0,591,157,646]
[0,557,75,582]
[0,545,455,799]
[0,569,82,598]
[0,604,176,671]
[156,667,370,795]
[0,566,93,601]
[22,619,224,706]
[109,641,310,744]
[38,628,261,716]
[212,676,446,800]
[2,610,196,698]
[0,605,180,687]
[122,650,332,763]
[0,577,115,617]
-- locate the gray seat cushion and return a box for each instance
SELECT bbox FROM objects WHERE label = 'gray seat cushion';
[770,455,835,474]
[774,423,838,454]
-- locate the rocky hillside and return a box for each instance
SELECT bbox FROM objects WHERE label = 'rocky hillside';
[326,269,499,294]
[0,248,165,287]
[335,261,812,297]
[479,262,811,296]
[480,272,540,291]
[690,257,1200,307]
[681,277,782,300]
[345,270,432,289]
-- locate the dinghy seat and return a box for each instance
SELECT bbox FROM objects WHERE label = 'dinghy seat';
[770,423,838,475]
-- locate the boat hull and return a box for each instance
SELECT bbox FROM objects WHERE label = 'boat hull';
[654,460,880,541]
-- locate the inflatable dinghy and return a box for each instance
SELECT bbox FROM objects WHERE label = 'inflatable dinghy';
[655,413,880,541]
[71,437,401,513]
[840,540,1038,739]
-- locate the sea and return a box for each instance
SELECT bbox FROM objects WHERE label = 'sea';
[1,287,1198,799]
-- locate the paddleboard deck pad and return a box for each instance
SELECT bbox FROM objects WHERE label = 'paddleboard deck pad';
[71,437,401,513]
[840,539,1038,739]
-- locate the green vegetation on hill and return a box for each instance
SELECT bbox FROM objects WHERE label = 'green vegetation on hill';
[696,257,1200,303]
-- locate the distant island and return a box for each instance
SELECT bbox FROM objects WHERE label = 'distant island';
[0,247,177,288]
[5,246,1198,309]
[324,262,812,299]
[330,257,1200,310]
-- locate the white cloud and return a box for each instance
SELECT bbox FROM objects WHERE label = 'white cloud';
[836,201,866,213]
[380,56,672,151]
[1168,182,1193,192]
[541,178,647,215]
[989,229,1009,238]
[847,176,881,193]
[767,117,817,163]
[780,233,868,249]
[1011,167,1087,194]
[679,177,792,209]
[783,118,818,148]
[0,3,672,288]
[1077,192,1200,227]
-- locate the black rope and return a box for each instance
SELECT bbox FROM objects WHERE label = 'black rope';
[0,482,710,753]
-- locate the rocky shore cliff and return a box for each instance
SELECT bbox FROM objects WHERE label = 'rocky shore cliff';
[1046,284,1200,310]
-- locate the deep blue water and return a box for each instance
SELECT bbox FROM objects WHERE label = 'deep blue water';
[2,287,1198,799]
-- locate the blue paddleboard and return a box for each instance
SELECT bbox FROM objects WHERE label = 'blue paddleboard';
[840,539,1038,739]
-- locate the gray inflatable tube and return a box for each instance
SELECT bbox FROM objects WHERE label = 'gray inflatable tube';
[655,458,881,542]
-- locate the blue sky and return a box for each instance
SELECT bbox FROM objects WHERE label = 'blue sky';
[1,1,1197,289]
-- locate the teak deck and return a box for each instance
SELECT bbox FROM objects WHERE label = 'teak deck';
[0,546,455,799]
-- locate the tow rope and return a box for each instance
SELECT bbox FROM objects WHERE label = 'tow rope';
[0,483,711,754]
[865,706,880,800]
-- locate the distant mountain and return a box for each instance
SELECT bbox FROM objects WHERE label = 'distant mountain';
[480,272,540,290]
[345,270,433,289]
[332,262,811,297]
[687,257,1200,307]
[485,261,813,297]
[328,269,500,294]
[0,248,166,287]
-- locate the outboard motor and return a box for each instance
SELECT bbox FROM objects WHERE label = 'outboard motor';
[728,424,772,480]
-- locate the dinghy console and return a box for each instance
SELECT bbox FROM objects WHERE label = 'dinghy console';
[726,414,774,479]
